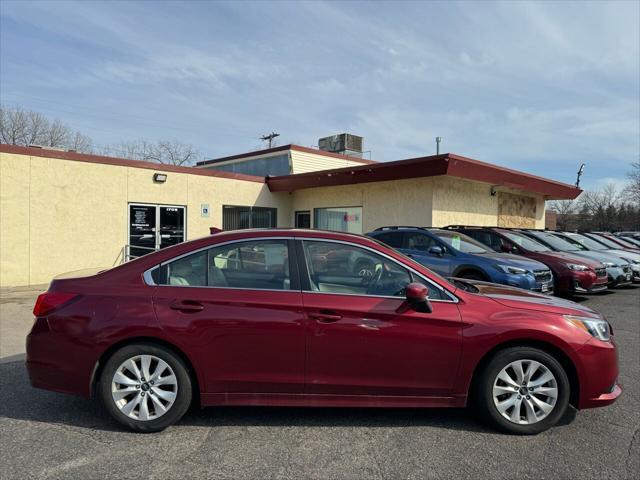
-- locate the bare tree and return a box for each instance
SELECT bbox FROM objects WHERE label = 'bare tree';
[108,139,199,166]
[0,104,93,153]
[625,160,640,206]
[0,105,28,144]
[548,199,577,230]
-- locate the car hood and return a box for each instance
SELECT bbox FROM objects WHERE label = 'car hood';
[565,250,627,266]
[537,250,600,266]
[606,249,640,262]
[475,252,548,271]
[459,279,600,317]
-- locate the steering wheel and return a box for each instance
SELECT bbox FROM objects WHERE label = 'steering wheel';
[366,263,384,295]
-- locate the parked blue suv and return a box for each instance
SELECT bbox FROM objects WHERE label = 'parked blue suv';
[368,227,554,293]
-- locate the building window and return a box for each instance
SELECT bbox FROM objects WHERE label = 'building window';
[295,211,311,228]
[314,206,362,234]
[208,154,290,176]
[222,205,277,230]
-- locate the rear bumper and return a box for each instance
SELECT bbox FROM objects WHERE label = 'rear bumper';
[26,318,95,398]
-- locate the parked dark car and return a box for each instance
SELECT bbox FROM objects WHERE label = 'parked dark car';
[518,230,633,287]
[447,226,608,295]
[28,228,620,434]
[368,227,554,293]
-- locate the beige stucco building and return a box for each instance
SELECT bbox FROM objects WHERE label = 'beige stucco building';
[0,144,580,287]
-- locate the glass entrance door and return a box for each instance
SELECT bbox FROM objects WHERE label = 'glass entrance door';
[159,206,185,249]
[129,204,157,258]
[128,204,186,259]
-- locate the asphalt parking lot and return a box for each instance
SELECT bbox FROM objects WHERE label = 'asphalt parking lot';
[0,285,638,480]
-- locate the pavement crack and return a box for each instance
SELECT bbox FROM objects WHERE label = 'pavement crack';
[626,425,640,475]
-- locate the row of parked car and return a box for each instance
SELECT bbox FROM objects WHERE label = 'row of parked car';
[366,226,640,296]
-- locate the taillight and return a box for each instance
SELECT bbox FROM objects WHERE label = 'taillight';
[33,292,79,317]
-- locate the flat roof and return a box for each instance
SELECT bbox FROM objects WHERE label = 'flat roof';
[266,152,582,200]
[0,144,265,183]
[196,144,377,167]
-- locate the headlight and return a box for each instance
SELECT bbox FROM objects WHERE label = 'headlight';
[565,315,611,341]
[602,262,618,268]
[567,264,590,271]
[495,264,528,275]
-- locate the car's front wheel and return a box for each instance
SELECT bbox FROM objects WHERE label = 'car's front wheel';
[99,343,192,432]
[476,347,570,435]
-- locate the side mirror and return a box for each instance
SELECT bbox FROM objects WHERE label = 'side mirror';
[405,282,433,313]
[428,245,443,256]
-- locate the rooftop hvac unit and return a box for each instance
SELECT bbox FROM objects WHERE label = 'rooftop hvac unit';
[318,133,363,156]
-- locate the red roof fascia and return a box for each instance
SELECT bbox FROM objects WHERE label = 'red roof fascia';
[0,144,265,183]
[266,152,582,200]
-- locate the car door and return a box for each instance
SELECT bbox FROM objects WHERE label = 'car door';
[152,238,306,394]
[403,232,453,276]
[298,239,462,397]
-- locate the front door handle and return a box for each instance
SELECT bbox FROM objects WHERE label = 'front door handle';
[309,310,343,323]
[170,300,204,312]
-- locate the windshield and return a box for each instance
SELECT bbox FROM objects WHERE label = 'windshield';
[565,233,607,251]
[589,234,632,249]
[528,231,584,251]
[433,230,489,254]
[502,231,551,252]
[622,236,640,247]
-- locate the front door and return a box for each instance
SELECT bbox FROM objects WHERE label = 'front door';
[128,204,186,259]
[152,239,305,394]
[299,240,462,397]
[295,211,311,228]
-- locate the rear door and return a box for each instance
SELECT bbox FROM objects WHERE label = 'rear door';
[299,239,462,397]
[152,238,305,394]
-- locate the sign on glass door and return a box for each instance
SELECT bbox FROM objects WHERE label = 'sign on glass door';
[128,204,186,259]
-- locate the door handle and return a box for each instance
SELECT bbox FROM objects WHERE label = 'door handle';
[170,300,204,312]
[309,311,342,323]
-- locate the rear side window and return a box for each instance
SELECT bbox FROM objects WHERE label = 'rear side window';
[374,231,404,248]
[161,240,292,290]
[405,232,437,251]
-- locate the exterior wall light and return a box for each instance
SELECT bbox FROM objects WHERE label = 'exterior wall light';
[153,173,168,183]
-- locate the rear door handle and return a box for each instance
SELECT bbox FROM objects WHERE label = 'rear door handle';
[308,311,343,323]
[170,300,204,312]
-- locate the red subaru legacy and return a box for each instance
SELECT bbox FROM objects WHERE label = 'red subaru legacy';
[27,229,621,434]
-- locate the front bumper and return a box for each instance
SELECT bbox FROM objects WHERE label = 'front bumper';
[499,272,553,294]
[606,266,633,287]
[575,337,622,409]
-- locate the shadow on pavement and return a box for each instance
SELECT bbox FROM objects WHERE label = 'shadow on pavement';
[0,358,520,435]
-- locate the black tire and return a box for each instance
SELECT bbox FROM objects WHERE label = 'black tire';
[475,347,570,435]
[99,343,192,433]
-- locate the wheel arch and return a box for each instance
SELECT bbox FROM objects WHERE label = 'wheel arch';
[467,338,580,408]
[452,264,489,280]
[90,336,201,406]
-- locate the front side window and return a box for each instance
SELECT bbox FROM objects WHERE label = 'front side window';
[163,240,291,290]
[301,240,447,299]
[434,231,488,254]
[405,232,437,251]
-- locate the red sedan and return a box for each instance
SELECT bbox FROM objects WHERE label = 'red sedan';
[27,229,621,434]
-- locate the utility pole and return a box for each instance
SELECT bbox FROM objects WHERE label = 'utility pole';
[576,163,585,187]
[435,137,442,155]
[260,132,280,149]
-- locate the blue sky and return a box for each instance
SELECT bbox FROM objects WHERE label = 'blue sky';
[1,0,638,190]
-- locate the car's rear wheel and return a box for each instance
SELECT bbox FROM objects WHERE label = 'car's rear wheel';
[99,343,192,432]
[476,347,570,435]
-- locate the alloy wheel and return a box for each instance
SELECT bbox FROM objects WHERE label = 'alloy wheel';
[111,355,178,421]
[492,359,558,425]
